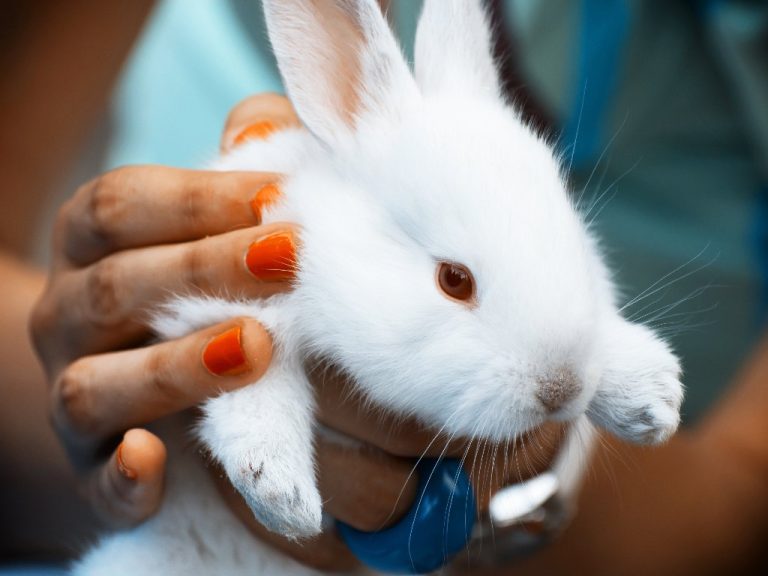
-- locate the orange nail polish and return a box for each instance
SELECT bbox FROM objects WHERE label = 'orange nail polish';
[116,442,138,480]
[202,326,251,376]
[250,183,282,222]
[234,121,277,146]
[245,232,297,281]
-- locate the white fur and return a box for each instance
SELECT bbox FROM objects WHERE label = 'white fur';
[75,0,683,574]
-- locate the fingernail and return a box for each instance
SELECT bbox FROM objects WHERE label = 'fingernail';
[116,442,138,480]
[202,326,251,376]
[234,121,277,146]
[245,232,297,281]
[250,183,282,223]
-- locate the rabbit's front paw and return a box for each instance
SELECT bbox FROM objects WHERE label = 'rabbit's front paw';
[229,452,323,540]
[199,369,322,540]
[590,320,684,445]
[596,369,682,444]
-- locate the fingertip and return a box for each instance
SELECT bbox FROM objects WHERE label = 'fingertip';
[89,429,167,527]
[200,319,274,390]
[220,93,300,152]
[121,428,167,482]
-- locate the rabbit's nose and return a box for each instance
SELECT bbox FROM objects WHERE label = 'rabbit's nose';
[536,367,581,413]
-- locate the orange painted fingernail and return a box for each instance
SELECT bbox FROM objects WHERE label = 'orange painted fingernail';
[245,232,297,281]
[116,442,137,480]
[234,121,277,146]
[250,183,282,222]
[202,326,251,377]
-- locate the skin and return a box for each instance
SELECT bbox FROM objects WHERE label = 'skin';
[2,1,766,573]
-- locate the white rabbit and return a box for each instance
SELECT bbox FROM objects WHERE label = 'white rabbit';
[74,0,683,574]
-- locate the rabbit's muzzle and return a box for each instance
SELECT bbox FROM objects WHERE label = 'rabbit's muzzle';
[536,367,581,413]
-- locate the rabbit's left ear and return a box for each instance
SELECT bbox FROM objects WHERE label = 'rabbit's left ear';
[263,0,417,148]
[414,0,502,100]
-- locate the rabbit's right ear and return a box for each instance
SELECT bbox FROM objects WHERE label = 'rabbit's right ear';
[262,0,417,148]
[414,0,502,101]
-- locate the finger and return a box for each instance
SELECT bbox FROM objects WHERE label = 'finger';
[220,93,301,152]
[211,466,360,573]
[45,223,298,362]
[86,428,167,528]
[312,364,567,481]
[214,432,561,565]
[312,363,470,458]
[51,318,273,463]
[316,440,419,532]
[61,166,283,266]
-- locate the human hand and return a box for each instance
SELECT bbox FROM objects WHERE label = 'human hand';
[30,93,301,527]
[215,364,566,572]
[31,92,567,572]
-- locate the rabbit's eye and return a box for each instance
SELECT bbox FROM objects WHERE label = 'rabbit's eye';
[437,262,476,303]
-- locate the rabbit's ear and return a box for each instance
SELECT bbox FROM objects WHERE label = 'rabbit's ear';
[262,0,416,147]
[414,0,502,100]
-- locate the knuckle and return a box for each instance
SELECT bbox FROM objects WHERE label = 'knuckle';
[29,293,53,340]
[56,196,77,234]
[182,241,212,292]
[181,174,213,226]
[53,361,98,437]
[85,171,127,243]
[60,192,88,256]
[29,287,88,371]
[29,295,56,356]
[64,169,131,261]
[85,257,124,327]
[144,346,185,405]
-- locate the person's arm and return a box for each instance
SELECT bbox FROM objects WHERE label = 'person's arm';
[0,254,100,559]
[0,0,155,558]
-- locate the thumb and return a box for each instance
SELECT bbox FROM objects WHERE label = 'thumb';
[86,428,167,528]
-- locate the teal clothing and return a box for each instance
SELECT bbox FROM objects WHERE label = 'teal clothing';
[108,0,280,168]
[108,0,420,167]
[108,0,768,422]
[509,0,768,421]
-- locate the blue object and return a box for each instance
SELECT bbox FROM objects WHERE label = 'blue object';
[337,458,475,574]
[561,0,630,169]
